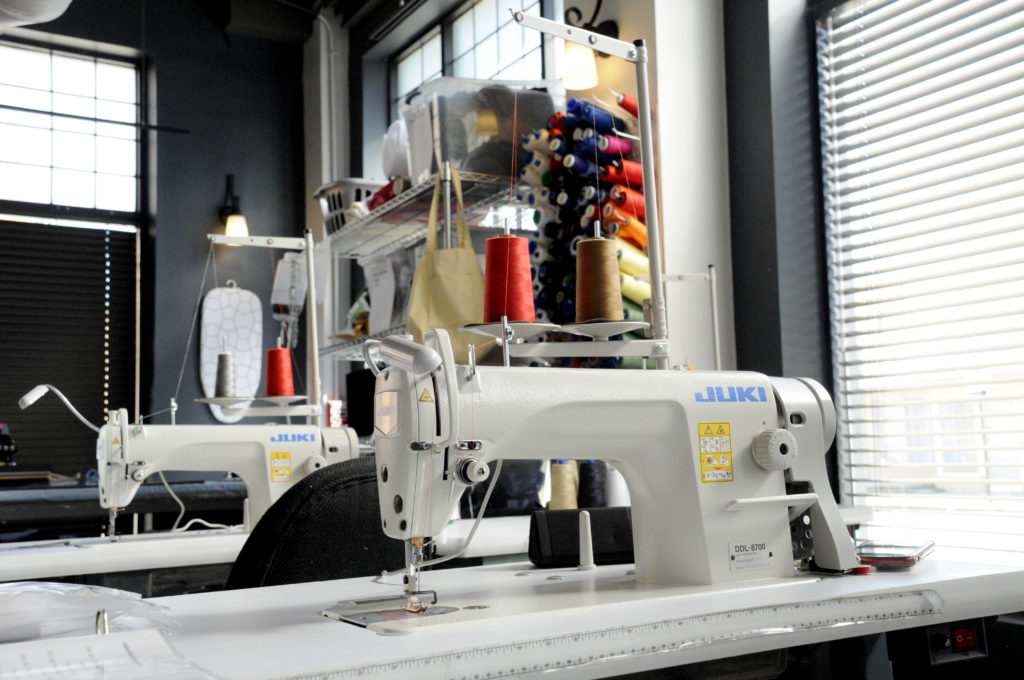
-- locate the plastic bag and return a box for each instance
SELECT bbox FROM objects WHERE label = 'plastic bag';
[0,581,178,643]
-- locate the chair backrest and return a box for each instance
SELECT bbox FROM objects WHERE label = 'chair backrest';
[225,454,405,589]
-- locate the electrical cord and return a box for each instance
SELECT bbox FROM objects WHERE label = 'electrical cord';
[158,471,240,533]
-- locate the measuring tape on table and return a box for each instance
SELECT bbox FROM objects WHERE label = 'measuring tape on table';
[286,590,942,680]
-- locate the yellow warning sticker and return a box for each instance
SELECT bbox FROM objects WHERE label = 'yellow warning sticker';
[698,422,733,483]
[419,389,434,403]
[270,451,292,483]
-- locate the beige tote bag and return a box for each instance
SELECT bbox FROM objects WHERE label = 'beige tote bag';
[406,169,487,364]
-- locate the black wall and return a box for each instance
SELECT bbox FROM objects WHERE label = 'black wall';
[723,0,837,496]
[723,0,831,386]
[37,0,306,428]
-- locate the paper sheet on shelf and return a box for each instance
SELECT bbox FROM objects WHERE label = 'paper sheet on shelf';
[0,629,217,680]
[363,256,396,335]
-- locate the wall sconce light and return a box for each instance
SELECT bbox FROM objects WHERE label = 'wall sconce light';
[218,174,249,238]
[563,42,599,90]
[562,0,620,91]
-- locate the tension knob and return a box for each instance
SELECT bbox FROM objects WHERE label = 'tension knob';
[457,457,490,485]
[753,429,798,470]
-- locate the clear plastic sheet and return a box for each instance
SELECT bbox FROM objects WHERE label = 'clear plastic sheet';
[0,581,178,643]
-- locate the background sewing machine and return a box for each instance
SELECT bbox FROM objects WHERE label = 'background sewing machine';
[370,330,860,610]
[97,407,358,532]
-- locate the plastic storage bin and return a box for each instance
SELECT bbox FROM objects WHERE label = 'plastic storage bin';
[401,77,562,185]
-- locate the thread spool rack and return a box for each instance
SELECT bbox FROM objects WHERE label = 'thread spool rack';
[203,233,322,422]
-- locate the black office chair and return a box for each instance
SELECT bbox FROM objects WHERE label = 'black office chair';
[225,454,405,589]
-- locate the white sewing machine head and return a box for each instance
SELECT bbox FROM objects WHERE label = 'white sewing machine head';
[97,408,357,528]
[372,330,859,587]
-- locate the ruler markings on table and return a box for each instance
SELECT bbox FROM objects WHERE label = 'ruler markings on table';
[286,590,942,680]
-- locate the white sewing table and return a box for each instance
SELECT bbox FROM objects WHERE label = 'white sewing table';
[0,518,530,583]
[0,530,248,582]
[138,553,1024,679]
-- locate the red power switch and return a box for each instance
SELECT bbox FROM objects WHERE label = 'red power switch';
[952,627,977,650]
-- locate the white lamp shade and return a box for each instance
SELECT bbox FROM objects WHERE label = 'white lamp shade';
[563,42,598,91]
[224,214,249,238]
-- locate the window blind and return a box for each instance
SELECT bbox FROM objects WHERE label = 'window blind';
[0,220,137,477]
[817,0,1024,556]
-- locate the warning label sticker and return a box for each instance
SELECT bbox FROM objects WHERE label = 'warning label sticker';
[698,422,733,483]
[271,451,292,482]
[419,389,433,403]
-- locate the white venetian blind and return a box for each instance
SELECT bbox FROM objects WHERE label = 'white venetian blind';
[817,0,1024,558]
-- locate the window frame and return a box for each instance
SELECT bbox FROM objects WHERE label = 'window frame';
[387,0,549,122]
[0,29,156,424]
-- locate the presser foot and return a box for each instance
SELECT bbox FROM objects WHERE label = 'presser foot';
[321,591,456,632]
[404,589,437,613]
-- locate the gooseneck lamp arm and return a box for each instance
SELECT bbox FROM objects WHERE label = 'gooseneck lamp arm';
[18,384,101,433]
[512,10,669,368]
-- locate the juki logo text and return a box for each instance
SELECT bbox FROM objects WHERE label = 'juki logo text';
[695,386,768,403]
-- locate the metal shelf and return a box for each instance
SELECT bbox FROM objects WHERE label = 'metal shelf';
[325,171,535,260]
[320,324,409,362]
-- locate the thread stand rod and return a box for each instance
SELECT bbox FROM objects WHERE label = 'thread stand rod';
[304,230,323,426]
[633,40,669,369]
[501,315,512,367]
[443,161,453,249]
[709,264,721,371]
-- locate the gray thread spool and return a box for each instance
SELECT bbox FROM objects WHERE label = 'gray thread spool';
[215,350,235,398]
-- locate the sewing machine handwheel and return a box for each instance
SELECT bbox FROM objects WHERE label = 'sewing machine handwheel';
[753,429,798,470]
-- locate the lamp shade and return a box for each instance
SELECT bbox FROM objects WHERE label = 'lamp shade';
[563,42,598,91]
[224,214,249,238]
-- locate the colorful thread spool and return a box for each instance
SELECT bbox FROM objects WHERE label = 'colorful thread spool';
[580,101,629,134]
[610,184,646,219]
[576,237,624,322]
[568,234,585,256]
[623,298,646,324]
[548,111,570,136]
[572,126,596,142]
[617,218,648,250]
[532,206,557,230]
[599,134,634,156]
[524,150,551,173]
[620,272,652,306]
[602,203,648,249]
[573,137,617,165]
[566,97,587,117]
[614,91,639,117]
[563,154,599,177]
[522,129,550,153]
[265,347,295,396]
[548,134,571,155]
[614,237,649,277]
[484,235,535,323]
[520,165,546,188]
[602,159,644,187]
[578,460,607,508]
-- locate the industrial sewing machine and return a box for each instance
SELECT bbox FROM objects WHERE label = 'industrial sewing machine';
[97,407,358,530]
[371,330,860,604]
